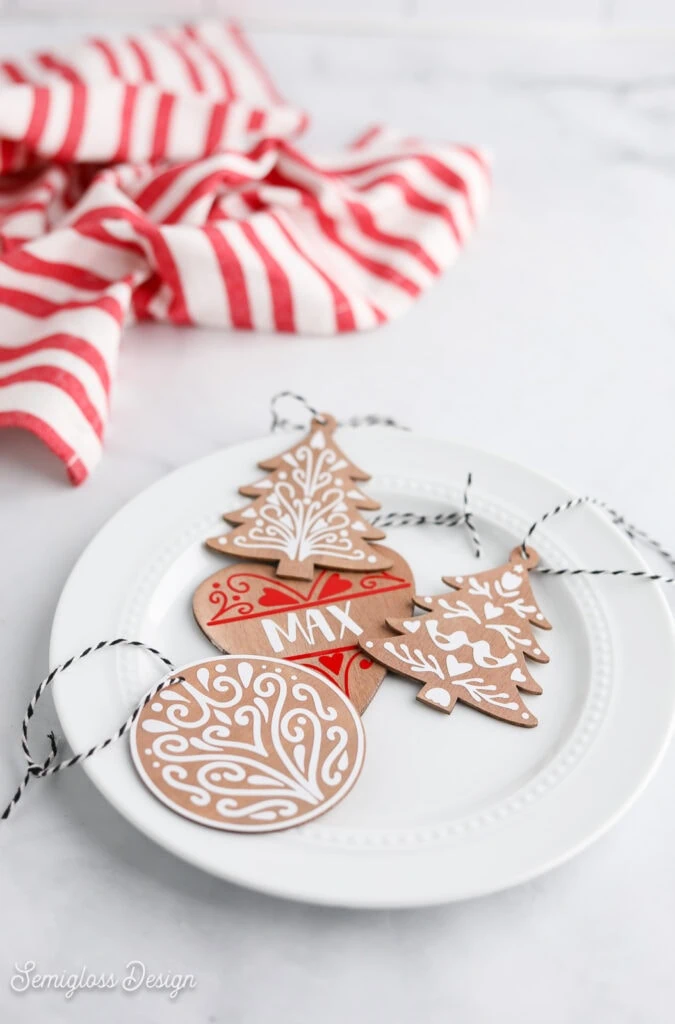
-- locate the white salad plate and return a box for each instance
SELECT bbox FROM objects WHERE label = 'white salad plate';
[51,426,675,908]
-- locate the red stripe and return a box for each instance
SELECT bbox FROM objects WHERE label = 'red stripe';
[131,274,162,321]
[36,53,82,85]
[270,213,356,333]
[360,172,462,245]
[133,161,190,213]
[0,366,104,438]
[0,284,124,322]
[74,205,189,324]
[240,190,264,213]
[127,38,155,82]
[350,125,383,150]
[245,136,282,164]
[161,33,205,93]
[0,167,52,194]
[24,88,50,151]
[272,152,441,272]
[163,167,250,225]
[0,140,18,174]
[62,177,79,212]
[0,200,46,220]
[204,225,252,330]
[325,149,457,182]
[0,333,111,393]
[1,61,28,84]
[90,37,122,78]
[74,218,147,260]
[416,155,475,220]
[112,83,138,164]
[0,410,87,484]
[239,221,294,332]
[460,145,491,179]
[53,82,87,163]
[183,24,235,100]
[271,169,421,298]
[1,249,113,291]
[295,111,310,137]
[247,109,265,133]
[229,22,284,104]
[330,150,475,222]
[151,93,175,163]
[346,199,439,275]
[0,238,30,254]
[205,103,228,155]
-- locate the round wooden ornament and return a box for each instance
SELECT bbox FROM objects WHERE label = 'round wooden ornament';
[131,655,365,833]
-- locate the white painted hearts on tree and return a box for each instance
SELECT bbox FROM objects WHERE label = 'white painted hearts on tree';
[446,655,473,677]
[361,547,552,728]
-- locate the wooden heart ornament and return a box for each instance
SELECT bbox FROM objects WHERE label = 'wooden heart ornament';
[193,545,414,715]
[131,656,365,833]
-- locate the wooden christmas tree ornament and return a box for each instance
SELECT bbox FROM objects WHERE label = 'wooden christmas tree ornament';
[360,546,552,728]
[205,413,393,581]
[131,656,365,833]
[192,546,415,715]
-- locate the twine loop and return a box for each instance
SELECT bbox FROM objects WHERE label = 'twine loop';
[270,391,409,433]
[2,639,180,822]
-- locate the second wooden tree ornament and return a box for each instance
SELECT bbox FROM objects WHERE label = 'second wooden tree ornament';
[206,413,393,580]
[360,546,552,727]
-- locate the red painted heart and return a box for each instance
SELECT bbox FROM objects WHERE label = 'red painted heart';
[317,574,353,600]
[318,652,345,675]
[258,586,301,608]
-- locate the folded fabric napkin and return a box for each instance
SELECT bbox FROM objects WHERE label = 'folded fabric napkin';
[0,21,490,483]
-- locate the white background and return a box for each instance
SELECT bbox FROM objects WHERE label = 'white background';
[1,0,675,28]
[1,8,675,1024]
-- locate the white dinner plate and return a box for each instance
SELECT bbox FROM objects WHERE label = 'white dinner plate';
[51,427,675,907]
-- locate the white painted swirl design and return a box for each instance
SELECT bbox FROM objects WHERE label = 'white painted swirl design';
[131,656,365,832]
[231,438,373,565]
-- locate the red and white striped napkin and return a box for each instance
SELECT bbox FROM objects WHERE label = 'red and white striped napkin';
[0,20,490,484]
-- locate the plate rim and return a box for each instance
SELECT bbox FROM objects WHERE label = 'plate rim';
[50,426,675,907]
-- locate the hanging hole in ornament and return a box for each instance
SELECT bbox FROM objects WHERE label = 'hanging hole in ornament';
[512,544,540,570]
[314,411,334,430]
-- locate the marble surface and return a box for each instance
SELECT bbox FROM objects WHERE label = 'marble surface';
[2,19,675,1024]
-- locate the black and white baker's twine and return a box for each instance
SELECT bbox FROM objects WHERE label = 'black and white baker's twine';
[521,495,675,583]
[268,394,674,582]
[1,639,182,822]
[377,478,675,586]
[270,390,409,434]
[371,472,482,559]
